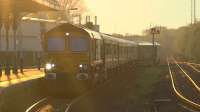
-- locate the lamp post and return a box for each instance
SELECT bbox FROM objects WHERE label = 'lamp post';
[0,19,2,50]
[12,13,21,74]
[0,18,2,76]
[4,13,11,76]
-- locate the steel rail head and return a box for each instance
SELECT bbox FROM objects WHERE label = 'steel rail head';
[187,62,200,66]
[167,57,200,110]
[25,98,47,112]
[186,64,200,73]
[173,58,200,93]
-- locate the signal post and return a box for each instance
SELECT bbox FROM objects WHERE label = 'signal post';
[150,27,160,64]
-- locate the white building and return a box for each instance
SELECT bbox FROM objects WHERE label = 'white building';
[0,18,62,66]
[0,18,61,52]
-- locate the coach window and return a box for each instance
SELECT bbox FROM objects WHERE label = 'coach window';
[101,40,104,59]
[116,45,118,59]
[126,47,129,58]
[111,45,114,60]
[105,43,110,58]
[91,33,96,60]
[95,39,101,60]
[114,45,117,59]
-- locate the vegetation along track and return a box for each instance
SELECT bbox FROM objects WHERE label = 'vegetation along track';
[167,57,200,111]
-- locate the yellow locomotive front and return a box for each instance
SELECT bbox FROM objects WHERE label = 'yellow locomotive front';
[43,24,92,96]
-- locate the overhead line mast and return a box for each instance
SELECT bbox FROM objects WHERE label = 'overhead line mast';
[194,0,196,24]
[191,0,197,24]
[191,0,193,24]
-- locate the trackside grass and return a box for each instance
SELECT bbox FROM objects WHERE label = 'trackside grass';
[127,66,168,106]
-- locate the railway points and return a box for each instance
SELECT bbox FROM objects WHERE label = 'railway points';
[185,62,200,73]
[180,63,200,88]
[173,58,200,93]
[167,57,200,111]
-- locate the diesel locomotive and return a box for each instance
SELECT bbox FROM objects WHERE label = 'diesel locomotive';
[42,23,138,96]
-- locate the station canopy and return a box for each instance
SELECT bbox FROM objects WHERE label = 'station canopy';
[0,0,60,15]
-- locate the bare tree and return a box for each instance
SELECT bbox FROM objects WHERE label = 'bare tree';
[57,0,86,20]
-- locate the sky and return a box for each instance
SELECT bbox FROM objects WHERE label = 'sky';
[84,0,199,35]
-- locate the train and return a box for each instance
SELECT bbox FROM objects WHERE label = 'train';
[42,23,160,96]
[137,42,160,65]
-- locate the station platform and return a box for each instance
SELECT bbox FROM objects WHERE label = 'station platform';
[0,69,44,88]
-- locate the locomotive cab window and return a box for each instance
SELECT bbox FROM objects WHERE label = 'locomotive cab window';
[47,37,65,52]
[69,37,89,52]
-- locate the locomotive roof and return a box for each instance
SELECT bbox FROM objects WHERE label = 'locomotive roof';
[47,23,137,45]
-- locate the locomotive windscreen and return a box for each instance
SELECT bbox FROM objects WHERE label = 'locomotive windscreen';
[69,37,88,52]
[48,37,65,51]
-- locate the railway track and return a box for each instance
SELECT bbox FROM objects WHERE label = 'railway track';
[184,62,200,73]
[173,59,200,93]
[25,91,93,112]
[25,97,71,112]
[180,63,200,88]
[167,57,200,111]
[25,98,48,112]
[25,77,114,112]
[25,88,95,112]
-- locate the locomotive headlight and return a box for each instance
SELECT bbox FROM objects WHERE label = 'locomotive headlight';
[65,32,70,36]
[45,63,55,70]
[79,64,83,68]
[79,64,88,70]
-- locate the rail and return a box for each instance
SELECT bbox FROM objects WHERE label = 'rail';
[172,58,200,93]
[185,63,200,73]
[25,98,47,112]
[167,57,200,110]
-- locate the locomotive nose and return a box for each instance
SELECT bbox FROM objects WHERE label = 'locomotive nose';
[45,73,57,79]
[76,73,89,80]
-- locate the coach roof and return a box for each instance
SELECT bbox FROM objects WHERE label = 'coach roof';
[137,42,160,46]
